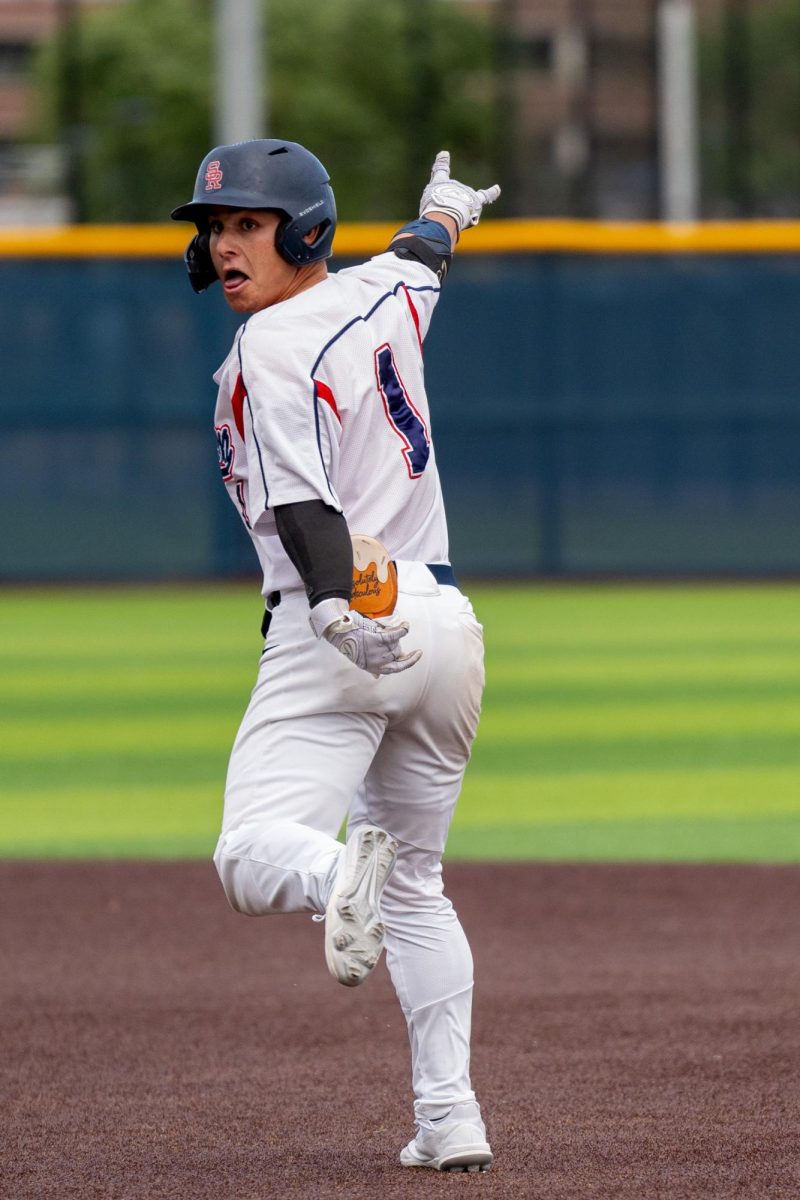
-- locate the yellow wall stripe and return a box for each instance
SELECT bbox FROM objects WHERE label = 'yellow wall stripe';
[4,219,800,258]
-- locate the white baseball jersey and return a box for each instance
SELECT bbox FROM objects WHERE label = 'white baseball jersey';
[212,252,449,597]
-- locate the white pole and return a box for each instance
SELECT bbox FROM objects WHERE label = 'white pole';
[657,0,700,223]
[215,0,266,145]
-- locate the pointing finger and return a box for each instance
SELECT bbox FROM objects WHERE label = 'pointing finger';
[429,150,451,183]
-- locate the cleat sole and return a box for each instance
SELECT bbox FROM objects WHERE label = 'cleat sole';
[324,827,398,987]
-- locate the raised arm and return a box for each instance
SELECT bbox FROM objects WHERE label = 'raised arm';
[390,151,501,280]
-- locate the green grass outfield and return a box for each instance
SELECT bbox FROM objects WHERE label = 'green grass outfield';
[1,583,799,862]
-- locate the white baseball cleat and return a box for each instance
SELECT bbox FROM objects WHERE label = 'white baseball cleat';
[324,826,398,987]
[400,1102,493,1172]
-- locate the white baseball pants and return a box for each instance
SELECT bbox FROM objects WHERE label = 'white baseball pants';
[213,562,485,1117]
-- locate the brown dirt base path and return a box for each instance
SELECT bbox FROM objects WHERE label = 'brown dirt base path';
[2,862,799,1199]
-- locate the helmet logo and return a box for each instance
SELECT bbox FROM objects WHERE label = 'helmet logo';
[298,199,324,217]
[204,161,223,191]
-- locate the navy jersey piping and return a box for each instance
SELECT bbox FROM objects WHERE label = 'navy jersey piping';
[312,381,338,502]
[309,280,440,377]
[239,321,338,512]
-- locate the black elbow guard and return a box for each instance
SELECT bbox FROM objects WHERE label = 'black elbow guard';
[389,218,453,283]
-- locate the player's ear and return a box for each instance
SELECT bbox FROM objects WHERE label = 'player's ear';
[302,224,321,245]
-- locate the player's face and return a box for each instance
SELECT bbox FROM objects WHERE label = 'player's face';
[207,208,302,313]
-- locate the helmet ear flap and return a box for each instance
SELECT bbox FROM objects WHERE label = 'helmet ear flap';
[275,216,334,266]
[273,215,296,266]
[184,231,218,293]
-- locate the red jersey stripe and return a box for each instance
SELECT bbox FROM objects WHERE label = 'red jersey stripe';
[231,373,246,440]
[402,284,423,353]
[314,379,341,422]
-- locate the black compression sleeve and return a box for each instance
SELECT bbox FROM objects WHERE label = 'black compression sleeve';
[273,500,353,606]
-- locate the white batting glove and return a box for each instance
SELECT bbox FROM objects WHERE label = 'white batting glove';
[309,598,422,677]
[419,150,501,232]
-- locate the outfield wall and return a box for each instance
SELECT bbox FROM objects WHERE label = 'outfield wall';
[3,221,799,580]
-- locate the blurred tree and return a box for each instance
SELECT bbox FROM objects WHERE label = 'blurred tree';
[701,0,800,217]
[33,0,494,222]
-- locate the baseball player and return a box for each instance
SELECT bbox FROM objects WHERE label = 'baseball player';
[171,140,499,1173]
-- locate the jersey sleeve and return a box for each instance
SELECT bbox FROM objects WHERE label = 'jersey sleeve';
[345,252,442,343]
[238,322,342,528]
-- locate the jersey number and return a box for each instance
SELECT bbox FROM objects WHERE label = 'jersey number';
[374,343,430,478]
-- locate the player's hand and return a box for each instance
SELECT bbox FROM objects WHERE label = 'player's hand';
[419,150,501,232]
[309,598,422,677]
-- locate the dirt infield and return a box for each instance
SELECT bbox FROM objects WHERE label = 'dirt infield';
[2,861,798,1199]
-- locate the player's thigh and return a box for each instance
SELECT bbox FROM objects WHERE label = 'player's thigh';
[222,708,385,838]
[357,725,469,851]
[355,592,485,852]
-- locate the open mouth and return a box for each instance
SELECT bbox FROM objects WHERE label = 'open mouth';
[223,269,249,292]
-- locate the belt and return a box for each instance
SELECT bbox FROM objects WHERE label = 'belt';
[261,590,283,638]
[260,562,457,638]
[426,563,457,588]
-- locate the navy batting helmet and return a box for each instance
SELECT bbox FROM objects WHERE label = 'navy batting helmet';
[170,138,337,291]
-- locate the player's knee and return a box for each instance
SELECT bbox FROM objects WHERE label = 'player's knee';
[213,833,256,915]
[381,843,449,913]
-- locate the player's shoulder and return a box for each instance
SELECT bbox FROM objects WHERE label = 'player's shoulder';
[237,254,440,377]
[238,268,383,360]
[238,286,339,380]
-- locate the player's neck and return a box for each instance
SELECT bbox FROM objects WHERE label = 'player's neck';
[269,261,328,308]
